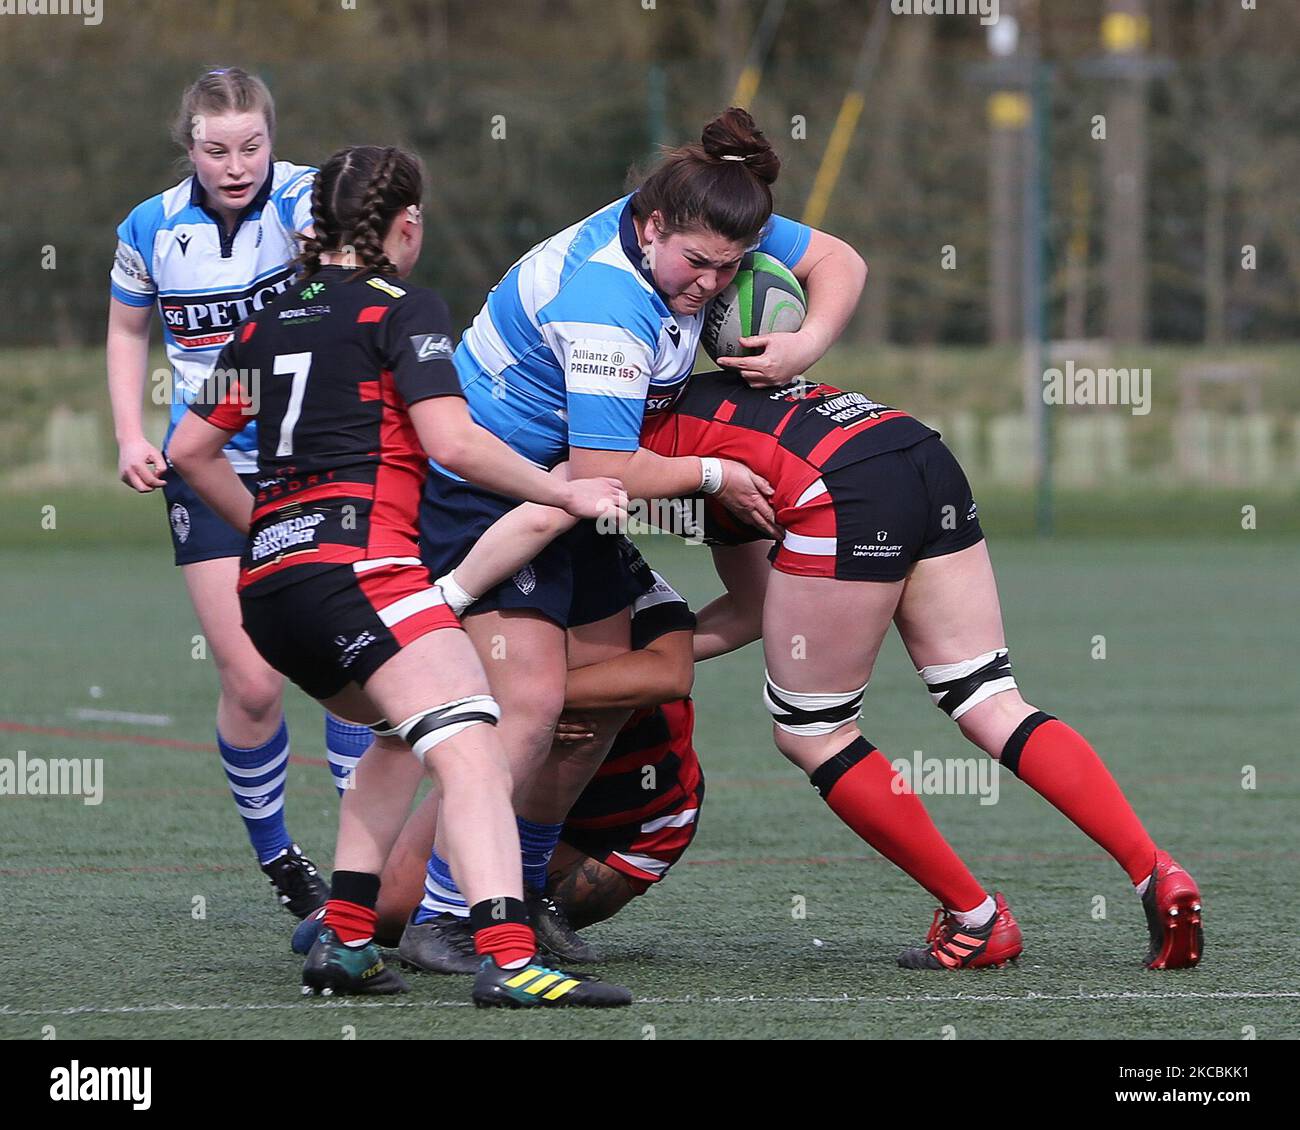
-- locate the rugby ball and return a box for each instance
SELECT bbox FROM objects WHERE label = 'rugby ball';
[701,251,806,361]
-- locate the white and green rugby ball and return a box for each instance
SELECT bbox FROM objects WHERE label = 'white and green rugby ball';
[701,251,806,361]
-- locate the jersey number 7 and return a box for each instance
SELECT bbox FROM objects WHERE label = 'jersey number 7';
[275,352,313,457]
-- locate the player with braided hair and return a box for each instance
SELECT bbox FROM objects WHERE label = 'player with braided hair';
[169,144,635,1005]
[106,66,374,919]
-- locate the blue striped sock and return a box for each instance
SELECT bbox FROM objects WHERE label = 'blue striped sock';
[414,849,469,922]
[218,720,292,864]
[324,713,371,795]
[517,816,564,892]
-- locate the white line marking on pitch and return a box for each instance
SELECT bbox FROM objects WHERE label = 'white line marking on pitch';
[70,709,173,727]
[3,990,1297,1018]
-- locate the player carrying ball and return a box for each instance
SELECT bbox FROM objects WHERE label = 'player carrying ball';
[168,144,634,1007]
[405,106,866,968]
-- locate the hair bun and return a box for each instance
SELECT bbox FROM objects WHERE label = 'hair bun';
[700,106,780,185]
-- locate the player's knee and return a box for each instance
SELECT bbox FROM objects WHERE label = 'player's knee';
[956,692,1036,756]
[219,666,282,724]
[917,649,1018,724]
[370,695,502,766]
[764,672,868,767]
[498,675,566,738]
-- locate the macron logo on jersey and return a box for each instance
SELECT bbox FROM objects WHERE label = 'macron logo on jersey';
[410,333,453,363]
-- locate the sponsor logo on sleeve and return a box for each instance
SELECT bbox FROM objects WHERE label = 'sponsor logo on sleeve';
[410,333,453,363]
[112,240,152,286]
[567,339,648,396]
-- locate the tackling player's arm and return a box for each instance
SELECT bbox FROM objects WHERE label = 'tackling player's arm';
[388,291,626,522]
[435,464,581,613]
[167,340,256,533]
[551,317,779,535]
[564,628,695,712]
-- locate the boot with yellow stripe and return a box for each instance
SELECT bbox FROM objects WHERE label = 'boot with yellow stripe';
[472,959,633,1009]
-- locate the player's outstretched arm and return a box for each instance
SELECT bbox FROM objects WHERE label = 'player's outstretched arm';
[693,541,773,661]
[571,445,779,538]
[168,412,252,534]
[409,396,625,522]
[441,463,582,609]
[562,629,695,716]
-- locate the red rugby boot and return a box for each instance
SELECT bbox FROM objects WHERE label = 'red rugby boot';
[898,892,1023,970]
[1141,850,1203,970]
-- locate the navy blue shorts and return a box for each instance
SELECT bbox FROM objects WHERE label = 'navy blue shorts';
[418,467,653,629]
[162,463,257,567]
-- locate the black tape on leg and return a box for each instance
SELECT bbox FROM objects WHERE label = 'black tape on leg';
[405,706,499,751]
[809,736,877,799]
[930,651,1014,717]
[999,710,1056,778]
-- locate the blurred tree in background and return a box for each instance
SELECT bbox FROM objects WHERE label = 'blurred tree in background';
[0,0,1296,348]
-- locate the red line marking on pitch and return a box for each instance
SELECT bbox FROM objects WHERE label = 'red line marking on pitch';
[0,720,329,767]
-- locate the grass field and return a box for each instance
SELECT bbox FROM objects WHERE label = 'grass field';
[1,504,1297,1040]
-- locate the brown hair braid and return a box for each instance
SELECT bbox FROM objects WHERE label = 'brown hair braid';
[293,145,423,278]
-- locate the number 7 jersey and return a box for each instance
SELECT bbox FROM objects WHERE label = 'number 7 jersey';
[187,266,463,593]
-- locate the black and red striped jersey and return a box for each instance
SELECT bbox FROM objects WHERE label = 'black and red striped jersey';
[640,369,937,545]
[187,266,462,592]
[565,573,701,831]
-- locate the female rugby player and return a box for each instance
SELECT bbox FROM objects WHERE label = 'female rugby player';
[425,371,1205,973]
[106,67,373,916]
[643,372,1205,971]
[169,145,633,1007]
[408,107,868,968]
[319,565,705,965]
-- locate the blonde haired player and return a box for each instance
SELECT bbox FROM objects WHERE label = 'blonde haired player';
[106,67,373,916]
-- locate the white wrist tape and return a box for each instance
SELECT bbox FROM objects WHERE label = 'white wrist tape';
[435,571,476,616]
[699,457,725,496]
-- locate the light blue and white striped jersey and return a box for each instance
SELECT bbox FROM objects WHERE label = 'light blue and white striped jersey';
[454,193,811,469]
[109,161,316,472]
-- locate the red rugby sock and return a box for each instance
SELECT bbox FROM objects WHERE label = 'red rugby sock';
[1003,714,1157,884]
[811,737,988,913]
[323,899,378,947]
[474,923,538,969]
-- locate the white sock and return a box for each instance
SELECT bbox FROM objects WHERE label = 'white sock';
[951,895,996,929]
[1135,875,1151,897]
